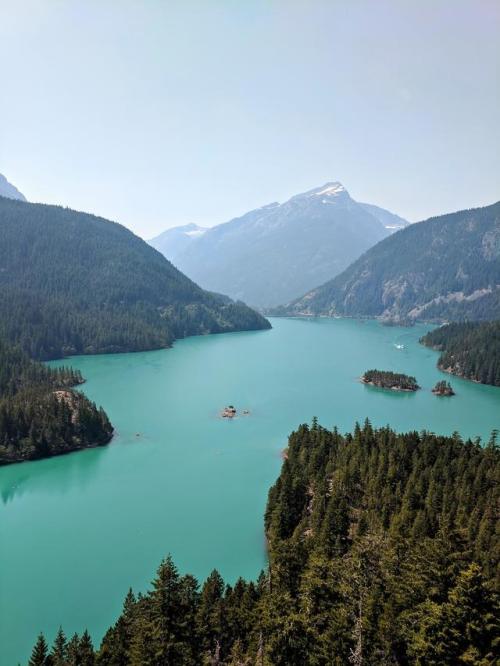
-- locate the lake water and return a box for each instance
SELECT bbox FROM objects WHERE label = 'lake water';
[1,317,499,665]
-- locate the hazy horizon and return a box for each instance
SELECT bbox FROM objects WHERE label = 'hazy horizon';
[1,0,499,237]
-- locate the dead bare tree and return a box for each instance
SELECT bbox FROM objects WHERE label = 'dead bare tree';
[207,639,221,666]
[349,598,363,666]
[255,631,264,666]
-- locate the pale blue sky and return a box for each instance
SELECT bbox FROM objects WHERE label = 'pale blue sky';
[1,1,499,237]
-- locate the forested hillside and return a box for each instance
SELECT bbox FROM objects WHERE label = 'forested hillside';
[0,197,270,360]
[28,421,499,664]
[0,340,112,464]
[277,201,500,322]
[421,320,500,386]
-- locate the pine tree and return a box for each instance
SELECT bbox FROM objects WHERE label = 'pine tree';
[197,570,225,657]
[29,634,49,666]
[127,616,155,666]
[226,638,249,665]
[66,634,80,666]
[266,613,316,666]
[51,627,68,665]
[320,492,350,556]
[79,630,95,666]
[145,555,196,664]
[441,564,500,664]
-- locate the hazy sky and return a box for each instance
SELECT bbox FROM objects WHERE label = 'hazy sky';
[1,1,499,238]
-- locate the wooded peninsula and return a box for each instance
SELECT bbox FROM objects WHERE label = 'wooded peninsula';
[0,340,113,464]
[28,420,499,665]
[421,321,500,387]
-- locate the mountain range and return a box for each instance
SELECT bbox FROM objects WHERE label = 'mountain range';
[0,196,270,360]
[5,170,497,328]
[149,182,409,308]
[276,201,500,322]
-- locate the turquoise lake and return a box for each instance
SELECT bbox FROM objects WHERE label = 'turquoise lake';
[1,317,499,665]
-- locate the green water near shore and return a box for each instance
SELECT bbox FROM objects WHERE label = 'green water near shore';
[1,317,499,664]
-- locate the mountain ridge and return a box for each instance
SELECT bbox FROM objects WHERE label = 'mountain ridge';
[150,182,408,307]
[359,201,408,232]
[149,222,208,261]
[0,196,270,359]
[275,200,500,323]
[0,173,26,201]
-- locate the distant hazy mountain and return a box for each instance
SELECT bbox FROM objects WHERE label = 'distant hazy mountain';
[277,201,500,323]
[359,202,408,233]
[0,174,26,201]
[0,197,270,360]
[149,223,208,262]
[151,182,403,307]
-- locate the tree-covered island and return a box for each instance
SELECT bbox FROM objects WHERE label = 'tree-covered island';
[362,369,419,391]
[432,380,455,396]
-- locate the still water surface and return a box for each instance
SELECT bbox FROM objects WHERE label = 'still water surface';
[1,318,499,664]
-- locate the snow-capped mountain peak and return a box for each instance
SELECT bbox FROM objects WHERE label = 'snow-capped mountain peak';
[290,181,349,203]
[310,182,345,198]
[149,180,409,307]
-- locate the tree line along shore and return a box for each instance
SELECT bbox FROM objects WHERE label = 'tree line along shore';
[27,420,499,665]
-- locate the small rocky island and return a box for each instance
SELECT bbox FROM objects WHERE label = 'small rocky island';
[221,405,237,418]
[362,369,420,392]
[221,405,251,418]
[432,380,455,396]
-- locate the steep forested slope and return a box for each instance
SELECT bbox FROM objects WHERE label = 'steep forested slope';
[0,196,270,359]
[421,320,500,385]
[279,201,500,322]
[28,421,499,665]
[0,339,112,464]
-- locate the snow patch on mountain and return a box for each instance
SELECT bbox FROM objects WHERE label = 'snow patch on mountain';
[185,228,207,238]
[311,183,345,197]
